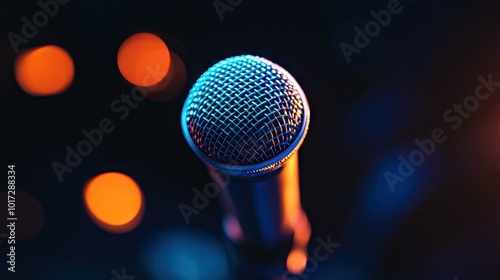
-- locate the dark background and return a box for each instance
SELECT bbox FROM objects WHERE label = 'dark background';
[2,0,500,279]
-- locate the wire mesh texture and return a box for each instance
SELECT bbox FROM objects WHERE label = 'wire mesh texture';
[182,55,309,173]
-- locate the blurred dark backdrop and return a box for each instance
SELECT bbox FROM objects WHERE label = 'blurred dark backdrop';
[2,0,500,279]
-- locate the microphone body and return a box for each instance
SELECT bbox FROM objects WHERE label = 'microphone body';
[181,55,310,250]
[209,153,301,247]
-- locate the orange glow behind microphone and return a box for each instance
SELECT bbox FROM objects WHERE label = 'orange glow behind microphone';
[14,45,75,96]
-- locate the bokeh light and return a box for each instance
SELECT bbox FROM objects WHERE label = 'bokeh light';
[14,45,75,96]
[342,86,418,162]
[356,144,431,220]
[83,172,144,233]
[223,214,244,243]
[286,210,311,275]
[141,228,229,280]
[320,144,435,279]
[286,248,308,275]
[117,32,171,87]
[0,191,44,240]
[146,51,187,101]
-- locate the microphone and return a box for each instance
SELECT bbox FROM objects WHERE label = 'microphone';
[180,55,310,252]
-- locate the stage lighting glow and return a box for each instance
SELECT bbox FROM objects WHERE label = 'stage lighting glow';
[293,211,311,247]
[286,211,311,276]
[146,51,187,101]
[343,86,417,160]
[286,248,308,275]
[360,145,427,219]
[84,172,143,233]
[117,32,171,87]
[141,228,229,280]
[14,45,74,96]
[222,214,244,242]
[281,153,302,231]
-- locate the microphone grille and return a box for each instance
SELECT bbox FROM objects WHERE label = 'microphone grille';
[181,55,309,176]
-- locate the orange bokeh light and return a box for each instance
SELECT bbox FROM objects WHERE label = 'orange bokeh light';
[14,45,75,96]
[146,51,188,101]
[286,248,308,275]
[286,210,311,275]
[117,32,171,87]
[84,172,144,233]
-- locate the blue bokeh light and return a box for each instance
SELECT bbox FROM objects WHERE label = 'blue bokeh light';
[342,86,418,161]
[141,227,229,280]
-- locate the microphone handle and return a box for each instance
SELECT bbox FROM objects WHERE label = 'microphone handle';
[209,153,303,248]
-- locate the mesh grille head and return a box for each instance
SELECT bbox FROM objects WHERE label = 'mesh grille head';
[181,55,310,176]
